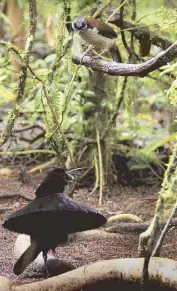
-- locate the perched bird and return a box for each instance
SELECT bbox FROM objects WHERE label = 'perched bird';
[73,16,122,62]
[3,170,106,276]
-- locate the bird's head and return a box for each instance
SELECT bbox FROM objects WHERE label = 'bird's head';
[73,16,88,32]
[35,167,74,198]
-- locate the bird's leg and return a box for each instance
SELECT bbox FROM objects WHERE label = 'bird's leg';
[91,48,109,60]
[80,45,94,63]
[43,251,50,278]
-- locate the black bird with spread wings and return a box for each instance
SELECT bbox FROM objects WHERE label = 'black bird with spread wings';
[3,167,106,276]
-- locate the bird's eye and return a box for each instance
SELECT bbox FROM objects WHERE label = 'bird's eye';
[82,22,87,28]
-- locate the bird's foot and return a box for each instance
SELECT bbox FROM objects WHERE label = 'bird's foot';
[44,265,50,278]
[80,52,86,64]
[80,45,94,64]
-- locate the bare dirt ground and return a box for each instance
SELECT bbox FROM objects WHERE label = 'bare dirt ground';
[0,170,177,284]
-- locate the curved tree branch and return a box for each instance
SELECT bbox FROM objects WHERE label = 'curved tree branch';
[72,41,177,76]
[2,257,177,291]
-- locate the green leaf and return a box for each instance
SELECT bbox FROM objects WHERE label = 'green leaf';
[0,84,15,105]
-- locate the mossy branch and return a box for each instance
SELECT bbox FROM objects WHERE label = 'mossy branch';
[139,137,177,287]
[0,0,37,146]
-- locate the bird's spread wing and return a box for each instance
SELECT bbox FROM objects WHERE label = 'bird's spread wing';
[3,194,106,236]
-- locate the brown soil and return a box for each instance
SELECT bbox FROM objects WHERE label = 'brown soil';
[0,170,177,283]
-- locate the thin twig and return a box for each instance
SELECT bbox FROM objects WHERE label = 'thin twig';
[90,153,99,196]
[96,128,104,205]
[0,193,32,201]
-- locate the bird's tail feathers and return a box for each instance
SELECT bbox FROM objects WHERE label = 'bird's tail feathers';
[14,239,41,275]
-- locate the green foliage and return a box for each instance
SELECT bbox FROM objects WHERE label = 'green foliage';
[0,83,15,105]
[1,0,177,187]
[71,0,98,17]
[167,78,177,106]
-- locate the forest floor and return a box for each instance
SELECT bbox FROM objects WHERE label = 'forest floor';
[0,170,177,284]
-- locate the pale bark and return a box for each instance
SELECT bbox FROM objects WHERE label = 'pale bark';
[1,257,177,291]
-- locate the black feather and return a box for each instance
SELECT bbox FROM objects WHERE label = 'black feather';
[35,167,71,198]
[3,193,106,235]
[2,168,106,275]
